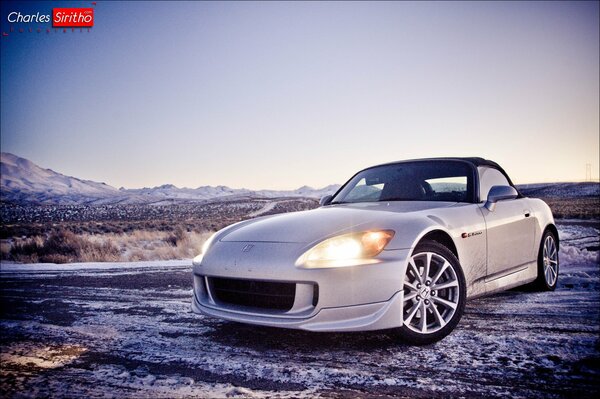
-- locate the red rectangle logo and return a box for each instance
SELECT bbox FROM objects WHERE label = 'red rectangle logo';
[52,8,94,27]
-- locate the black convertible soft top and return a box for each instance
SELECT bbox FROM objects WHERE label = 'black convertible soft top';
[356,157,520,203]
[378,157,516,186]
[428,157,514,186]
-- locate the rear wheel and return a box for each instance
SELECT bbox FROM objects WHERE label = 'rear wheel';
[532,230,559,291]
[394,241,466,345]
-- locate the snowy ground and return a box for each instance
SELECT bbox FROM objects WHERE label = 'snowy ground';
[1,221,599,398]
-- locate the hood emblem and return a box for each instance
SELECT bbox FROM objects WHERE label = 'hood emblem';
[241,244,254,252]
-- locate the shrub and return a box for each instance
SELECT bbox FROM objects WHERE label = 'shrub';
[3,225,212,264]
[8,230,120,264]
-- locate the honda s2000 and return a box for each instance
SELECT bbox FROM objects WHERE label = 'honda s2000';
[192,158,558,344]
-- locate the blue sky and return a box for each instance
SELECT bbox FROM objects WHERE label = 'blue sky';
[1,1,598,189]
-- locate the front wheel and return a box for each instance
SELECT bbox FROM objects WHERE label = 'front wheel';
[394,241,466,345]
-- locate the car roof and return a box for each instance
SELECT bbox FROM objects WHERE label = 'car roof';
[375,156,499,168]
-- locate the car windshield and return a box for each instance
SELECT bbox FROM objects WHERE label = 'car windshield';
[331,161,474,204]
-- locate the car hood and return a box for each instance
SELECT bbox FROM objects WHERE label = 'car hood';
[220,201,457,244]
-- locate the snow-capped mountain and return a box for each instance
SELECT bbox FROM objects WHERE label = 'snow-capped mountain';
[0,153,340,205]
[124,184,253,201]
[2,152,596,206]
[1,152,120,204]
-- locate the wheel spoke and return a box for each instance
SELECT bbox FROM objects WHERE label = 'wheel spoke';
[431,261,450,285]
[546,237,557,258]
[405,302,420,325]
[405,292,417,301]
[419,301,427,333]
[431,304,446,328]
[422,253,432,282]
[404,281,418,292]
[431,296,457,310]
[408,259,423,284]
[432,279,458,290]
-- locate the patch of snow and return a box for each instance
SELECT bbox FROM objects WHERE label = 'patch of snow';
[0,259,191,274]
[560,244,599,266]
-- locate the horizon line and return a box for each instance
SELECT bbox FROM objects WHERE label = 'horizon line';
[1,152,599,192]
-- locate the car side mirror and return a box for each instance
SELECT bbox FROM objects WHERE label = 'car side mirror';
[484,185,518,211]
[319,195,333,206]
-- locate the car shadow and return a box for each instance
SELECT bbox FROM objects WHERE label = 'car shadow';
[204,321,405,353]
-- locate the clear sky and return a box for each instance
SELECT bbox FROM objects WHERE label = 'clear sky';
[1,1,598,190]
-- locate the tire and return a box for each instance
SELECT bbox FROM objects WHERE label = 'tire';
[532,230,559,291]
[394,241,466,345]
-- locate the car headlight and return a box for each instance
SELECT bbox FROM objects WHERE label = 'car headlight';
[192,232,217,266]
[296,230,395,269]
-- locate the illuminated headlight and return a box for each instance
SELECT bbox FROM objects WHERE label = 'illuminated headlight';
[192,232,217,266]
[296,230,395,269]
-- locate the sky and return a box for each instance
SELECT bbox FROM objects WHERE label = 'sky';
[1,1,598,190]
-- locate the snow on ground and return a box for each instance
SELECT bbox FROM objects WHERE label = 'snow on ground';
[0,221,598,398]
[0,259,191,274]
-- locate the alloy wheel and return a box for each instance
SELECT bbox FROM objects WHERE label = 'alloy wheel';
[543,235,559,286]
[402,251,461,334]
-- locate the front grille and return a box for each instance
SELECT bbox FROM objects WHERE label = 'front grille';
[209,277,296,311]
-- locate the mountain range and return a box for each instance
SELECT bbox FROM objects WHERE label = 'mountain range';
[0,152,340,205]
[1,152,598,206]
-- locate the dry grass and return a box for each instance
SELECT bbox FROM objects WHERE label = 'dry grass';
[0,199,318,264]
[2,228,212,264]
[87,228,211,262]
[4,230,119,264]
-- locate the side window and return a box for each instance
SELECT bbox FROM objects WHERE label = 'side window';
[344,178,383,202]
[478,167,510,201]
[424,176,467,202]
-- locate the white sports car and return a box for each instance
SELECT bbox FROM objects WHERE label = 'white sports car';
[192,158,559,344]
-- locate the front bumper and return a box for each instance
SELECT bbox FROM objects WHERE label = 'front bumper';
[191,242,411,331]
[192,289,404,331]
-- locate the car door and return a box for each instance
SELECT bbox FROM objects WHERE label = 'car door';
[478,167,535,279]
